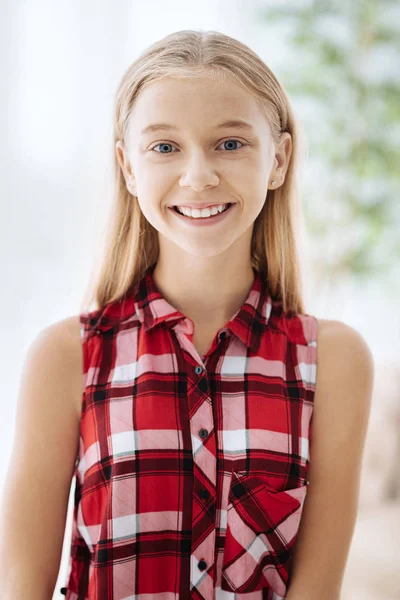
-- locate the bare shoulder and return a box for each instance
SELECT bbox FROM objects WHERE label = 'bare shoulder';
[37,314,81,351]
[8,312,84,482]
[316,317,374,379]
[310,317,374,475]
[314,317,374,412]
[26,314,83,420]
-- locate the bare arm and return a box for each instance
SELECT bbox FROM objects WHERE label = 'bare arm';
[0,316,83,599]
[286,319,374,600]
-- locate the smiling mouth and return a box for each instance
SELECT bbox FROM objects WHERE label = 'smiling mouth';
[171,203,234,218]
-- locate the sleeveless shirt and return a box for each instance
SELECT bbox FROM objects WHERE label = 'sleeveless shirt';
[60,263,318,600]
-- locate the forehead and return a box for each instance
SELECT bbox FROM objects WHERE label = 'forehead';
[127,75,270,138]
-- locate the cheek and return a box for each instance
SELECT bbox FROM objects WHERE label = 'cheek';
[240,196,267,229]
[136,197,169,231]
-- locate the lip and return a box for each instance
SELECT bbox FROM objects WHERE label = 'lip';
[171,202,232,210]
[168,203,236,227]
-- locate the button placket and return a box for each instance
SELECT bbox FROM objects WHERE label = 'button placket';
[189,361,216,597]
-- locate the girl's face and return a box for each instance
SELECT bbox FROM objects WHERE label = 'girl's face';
[116,74,291,260]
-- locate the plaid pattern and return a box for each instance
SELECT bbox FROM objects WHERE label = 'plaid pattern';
[61,263,317,600]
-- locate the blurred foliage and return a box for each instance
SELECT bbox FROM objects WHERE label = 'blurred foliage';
[257,0,400,284]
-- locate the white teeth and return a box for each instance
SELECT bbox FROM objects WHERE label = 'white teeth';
[176,203,230,218]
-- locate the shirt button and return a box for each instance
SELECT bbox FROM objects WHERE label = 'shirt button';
[194,365,203,375]
[199,428,208,439]
[60,588,67,595]
[219,330,227,340]
[198,559,207,571]
[199,488,210,499]
[198,377,208,393]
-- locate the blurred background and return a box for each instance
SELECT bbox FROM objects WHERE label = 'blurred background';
[0,1,399,598]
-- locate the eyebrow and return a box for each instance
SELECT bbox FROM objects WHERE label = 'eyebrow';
[140,119,255,136]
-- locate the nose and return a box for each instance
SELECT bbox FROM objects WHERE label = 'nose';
[179,152,219,191]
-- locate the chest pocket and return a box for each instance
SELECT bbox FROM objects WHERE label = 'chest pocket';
[221,470,308,596]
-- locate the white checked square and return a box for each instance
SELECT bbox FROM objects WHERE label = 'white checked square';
[223,428,247,454]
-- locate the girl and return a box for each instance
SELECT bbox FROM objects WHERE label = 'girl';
[0,30,374,600]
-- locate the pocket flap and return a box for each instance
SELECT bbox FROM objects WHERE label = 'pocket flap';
[221,471,308,596]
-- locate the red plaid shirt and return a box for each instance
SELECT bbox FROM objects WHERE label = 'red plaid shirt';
[61,264,317,600]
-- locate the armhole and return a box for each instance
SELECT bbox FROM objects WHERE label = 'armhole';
[78,310,100,393]
[75,312,95,469]
[79,314,89,396]
[306,315,318,467]
[308,315,318,394]
[289,313,318,470]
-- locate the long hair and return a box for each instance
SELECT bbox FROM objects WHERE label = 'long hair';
[81,29,307,315]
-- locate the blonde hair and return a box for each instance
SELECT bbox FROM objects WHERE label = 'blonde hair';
[81,29,307,315]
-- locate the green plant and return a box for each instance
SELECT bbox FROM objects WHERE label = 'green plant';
[257,0,400,287]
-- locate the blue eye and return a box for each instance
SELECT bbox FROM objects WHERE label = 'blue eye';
[151,142,177,154]
[219,139,244,152]
[150,139,245,154]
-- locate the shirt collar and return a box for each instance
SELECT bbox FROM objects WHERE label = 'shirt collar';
[92,263,274,353]
[132,263,273,354]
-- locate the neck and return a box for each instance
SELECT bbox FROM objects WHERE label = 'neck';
[152,257,255,326]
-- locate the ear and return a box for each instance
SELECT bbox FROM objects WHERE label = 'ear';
[115,140,137,195]
[270,132,292,187]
